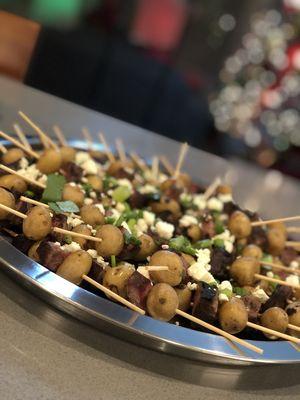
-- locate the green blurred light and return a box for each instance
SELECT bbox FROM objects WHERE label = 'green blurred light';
[30,0,82,24]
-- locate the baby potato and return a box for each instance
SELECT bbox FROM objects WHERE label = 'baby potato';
[228,211,252,239]
[217,184,232,195]
[95,224,124,257]
[149,250,184,287]
[286,302,300,338]
[23,206,52,240]
[103,265,134,297]
[260,307,288,336]
[147,283,179,321]
[175,285,192,312]
[134,234,157,261]
[72,224,92,248]
[57,250,92,285]
[2,148,24,164]
[37,148,62,174]
[60,146,76,163]
[28,241,41,262]
[230,256,260,286]
[0,174,27,193]
[219,297,248,334]
[187,224,201,242]
[150,197,181,218]
[107,160,132,176]
[267,228,286,256]
[0,187,16,220]
[80,204,105,227]
[62,183,85,207]
[180,253,195,266]
[86,175,103,192]
[242,244,263,260]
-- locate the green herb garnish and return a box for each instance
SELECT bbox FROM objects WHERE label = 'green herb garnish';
[193,239,212,249]
[112,186,131,202]
[215,220,225,234]
[81,183,93,196]
[24,190,35,198]
[233,287,248,296]
[169,236,196,256]
[64,235,72,244]
[42,174,66,203]
[105,216,116,225]
[213,238,225,248]
[103,176,118,191]
[123,230,141,246]
[111,255,116,267]
[49,200,79,214]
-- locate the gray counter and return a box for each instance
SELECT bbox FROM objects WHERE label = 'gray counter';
[0,76,299,399]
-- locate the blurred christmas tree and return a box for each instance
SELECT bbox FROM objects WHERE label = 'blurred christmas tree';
[210,0,300,173]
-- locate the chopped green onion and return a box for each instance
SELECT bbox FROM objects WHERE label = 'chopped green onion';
[193,239,212,249]
[114,214,126,227]
[233,287,248,296]
[169,236,196,256]
[105,216,116,225]
[64,235,72,244]
[213,238,225,248]
[81,183,93,196]
[215,220,225,234]
[24,190,35,198]
[123,230,141,246]
[110,255,116,267]
[112,186,131,202]
[127,218,137,234]
[42,174,66,203]
[103,175,118,191]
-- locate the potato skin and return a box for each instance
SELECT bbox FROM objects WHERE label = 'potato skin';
[2,148,24,164]
[134,234,157,261]
[62,183,85,207]
[267,228,286,256]
[230,256,260,286]
[60,146,76,163]
[95,224,124,257]
[150,197,181,218]
[219,297,248,334]
[0,174,27,193]
[23,206,52,240]
[0,187,15,220]
[86,175,103,192]
[242,244,263,259]
[260,307,288,335]
[149,250,184,287]
[147,283,179,321]
[72,224,92,248]
[57,250,92,284]
[103,265,134,297]
[228,211,252,239]
[286,302,300,338]
[80,204,105,227]
[37,149,62,174]
[28,241,41,262]
[175,286,192,312]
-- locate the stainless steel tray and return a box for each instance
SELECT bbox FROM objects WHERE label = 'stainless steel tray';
[0,76,300,366]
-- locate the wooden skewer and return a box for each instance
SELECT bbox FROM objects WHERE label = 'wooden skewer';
[203,177,222,200]
[252,216,300,227]
[255,273,300,289]
[0,143,7,154]
[115,138,127,163]
[13,123,32,151]
[260,261,300,276]
[176,309,263,354]
[98,132,115,163]
[53,227,102,243]
[82,127,94,150]
[0,131,39,159]
[286,241,300,248]
[82,275,145,315]
[18,111,59,150]
[151,156,159,182]
[130,152,148,172]
[288,324,300,333]
[20,196,49,208]
[246,321,300,344]
[287,227,300,234]
[0,164,46,189]
[83,273,262,353]
[173,142,188,179]
[142,266,169,271]
[53,125,67,147]
[0,203,27,219]
[159,155,174,176]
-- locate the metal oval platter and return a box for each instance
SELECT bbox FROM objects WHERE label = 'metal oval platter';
[0,76,300,366]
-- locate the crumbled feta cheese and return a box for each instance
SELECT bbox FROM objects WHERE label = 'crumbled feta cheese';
[75,151,90,164]
[143,211,155,226]
[179,214,198,228]
[69,182,77,187]
[175,321,180,326]
[121,221,131,233]
[136,218,148,233]
[290,260,299,269]
[187,282,198,291]
[218,193,233,203]
[87,249,98,258]
[161,244,169,250]
[266,271,274,278]
[157,172,168,183]
[195,248,211,270]
[218,280,232,292]
[207,197,223,212]
[137,266,150,280]
[219,293,229,302]
[109,208,121,219]
[155,221,174,240]
[61,242,81,252]
[82,159,98,174]
[81,177,88,183]
[117,179,132,190]
[84,198,94,205]
[19,157,29,169]
[188,262,215,284]
[138,184,157,194]
[67,214,83,228]
[179,192,192,204]
[286,275,299,286]
[90,191,97,199]
[94,203,105,214]
[193,194,206,210]
[17,162,46,185]
[212,229,235,254]
[252,287,269,303]
[116,202,126,212]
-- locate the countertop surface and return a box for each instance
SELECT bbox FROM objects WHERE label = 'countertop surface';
[0,76,300,399]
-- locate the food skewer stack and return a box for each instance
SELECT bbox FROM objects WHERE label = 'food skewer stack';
[0,111,300,356]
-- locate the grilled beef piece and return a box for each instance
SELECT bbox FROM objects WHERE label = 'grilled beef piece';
[128,190,148,209]
[210,247,233,281]
[242,295,261,322]
[223,201,240,216]
[60,162,83,183]
[8,200,32,226]
[163,186,182,201]
[192,282,218,325]
[12,234,34,254]
[261,285,293,312]
[37,241,69,272]
[280,247,298,266]
[201,216,215,238]
[48,213,68,242]
[126,271,152,310]
[248,226,268,250]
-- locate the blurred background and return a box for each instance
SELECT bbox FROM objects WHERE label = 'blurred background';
[0,0,299,179]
